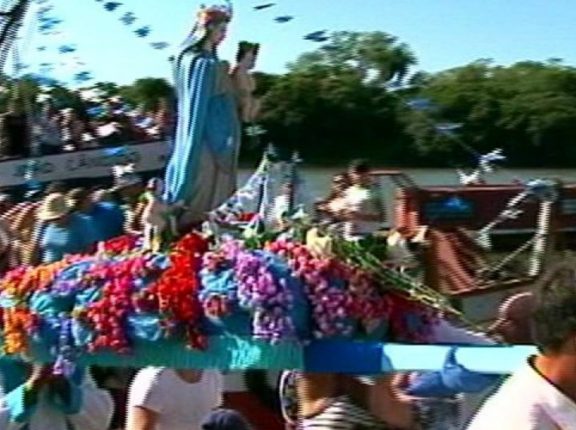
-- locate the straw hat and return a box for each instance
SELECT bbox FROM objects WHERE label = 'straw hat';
[37,193,72,221]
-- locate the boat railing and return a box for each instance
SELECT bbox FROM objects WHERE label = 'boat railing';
[370,169,419,190]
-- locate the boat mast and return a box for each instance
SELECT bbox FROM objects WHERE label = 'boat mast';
[0,0,30,73]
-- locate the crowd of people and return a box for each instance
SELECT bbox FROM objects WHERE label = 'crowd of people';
[0,168,144,271]
[0,147,572,429]
[0,93,174,160]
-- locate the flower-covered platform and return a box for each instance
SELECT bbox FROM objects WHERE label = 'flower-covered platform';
[0,232,534,373]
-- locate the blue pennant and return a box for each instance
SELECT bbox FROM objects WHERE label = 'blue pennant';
[120,11,136,25]
[304,31,328,42]
[150,42,169,50]
[74,71,93,83]
[135,26,151,37]
[104,2,122,11]
[254,3,275,10]
[274,16,293,23]
[436,123,463,132]
[58,45,76,54]
[406,97,436,111]
[25,180,43,191]
[38,18,62,32]
[435,123,461,137]
[37,5,53,16]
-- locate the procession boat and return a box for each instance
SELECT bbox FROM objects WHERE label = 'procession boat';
[369,169,568,324]
[372,169,576,246]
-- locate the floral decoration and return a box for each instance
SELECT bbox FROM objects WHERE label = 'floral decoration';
[0,224,446,369]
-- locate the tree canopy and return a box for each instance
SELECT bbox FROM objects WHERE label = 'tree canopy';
[8,30,576,167]
[260,33,576,167]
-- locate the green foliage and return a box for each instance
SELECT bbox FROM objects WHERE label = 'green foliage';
[259,32,576,167]
[260,31,414,164]
[403,60,576,166]
[119,77,173,112]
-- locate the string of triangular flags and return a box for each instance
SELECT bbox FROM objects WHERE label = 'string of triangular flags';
[93,0,170,51]
[253,2,328,42]
[32,0,94,85]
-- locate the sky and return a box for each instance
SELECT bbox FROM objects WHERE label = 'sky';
[16,0,576,86]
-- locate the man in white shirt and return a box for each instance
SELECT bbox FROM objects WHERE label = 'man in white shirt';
[126,367,223,430]
[341,160,385,239]
[467,261,576,429]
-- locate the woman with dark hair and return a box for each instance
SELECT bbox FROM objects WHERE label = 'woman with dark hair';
[163,3,241,226]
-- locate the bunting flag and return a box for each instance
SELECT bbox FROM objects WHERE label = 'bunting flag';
[406,97,436,111]
[25,0,95,86]
[304,30,329,42]
[254,3,275,10]
[134,25,151,38]
[103,2,122,12]
[274,15,293,23]
[94,0,170,51]
[150,42,169,50]
[119,11,136,25]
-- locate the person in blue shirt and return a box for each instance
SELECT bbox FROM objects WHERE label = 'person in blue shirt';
[66,188,125,243]
[36,193,97,264]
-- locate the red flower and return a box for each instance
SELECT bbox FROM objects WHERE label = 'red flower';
[144,233,209,349]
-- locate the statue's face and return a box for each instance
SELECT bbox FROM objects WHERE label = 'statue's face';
[209,22,228,46]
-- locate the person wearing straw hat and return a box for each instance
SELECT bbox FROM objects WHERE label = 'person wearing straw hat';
[36,193,97,264]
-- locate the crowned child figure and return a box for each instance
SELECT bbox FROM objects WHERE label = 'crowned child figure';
[163,2,241,227]
[231,41,260,123]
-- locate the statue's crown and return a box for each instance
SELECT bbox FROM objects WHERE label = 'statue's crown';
[197,3,232,26]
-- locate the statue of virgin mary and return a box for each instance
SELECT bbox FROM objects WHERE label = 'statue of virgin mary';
[164,3,240,225]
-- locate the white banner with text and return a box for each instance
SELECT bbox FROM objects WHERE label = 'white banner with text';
[0,141,169,187]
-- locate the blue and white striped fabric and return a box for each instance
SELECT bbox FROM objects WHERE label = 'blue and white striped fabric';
[164,48,218,205]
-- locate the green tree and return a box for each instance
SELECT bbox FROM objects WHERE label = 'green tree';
[402,60,576,167]
[92,81,122,99]
[289,31,417,84]
[260,31,415,164]
[120,77,173,111]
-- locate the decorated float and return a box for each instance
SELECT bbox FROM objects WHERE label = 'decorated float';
[0,0,541,378]
[0,148,536,375]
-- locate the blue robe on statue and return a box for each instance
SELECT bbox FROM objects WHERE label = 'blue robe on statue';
[164,44,240,224]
